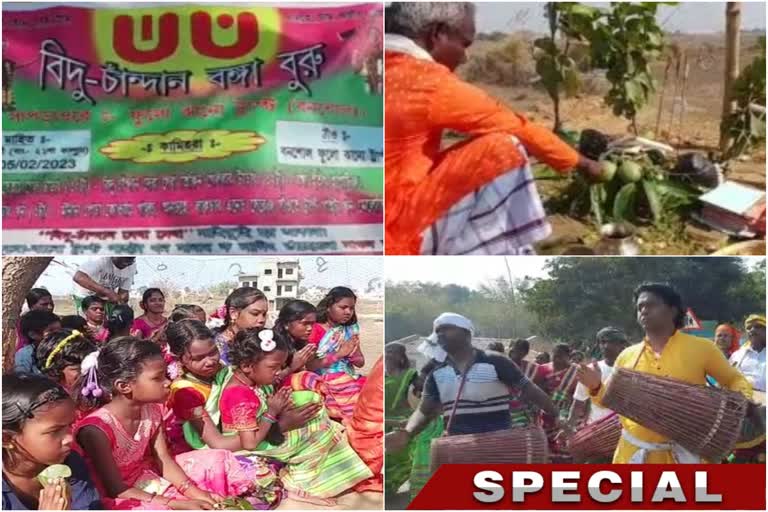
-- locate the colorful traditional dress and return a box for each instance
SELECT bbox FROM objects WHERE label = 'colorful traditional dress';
[539,362,578,454]
[408,417,444,502]
[384,366,417,495]
[346,357,384,493]
[88,322,109,343]
[308,323,367,421]
[131,317,168,340]
[74,404,264,510]
[219,372,373,499]
[165,368,283,507]
[166,368,231,454]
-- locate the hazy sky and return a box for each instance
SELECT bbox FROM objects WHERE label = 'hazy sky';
[385,256,552,288]
[476,2,766,34]
[384,256,762,289]
[32,256,384,295]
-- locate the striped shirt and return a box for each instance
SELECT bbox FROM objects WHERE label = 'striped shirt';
[424,350,529,435]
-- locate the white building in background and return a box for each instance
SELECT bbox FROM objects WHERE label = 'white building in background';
[237,259,302,310]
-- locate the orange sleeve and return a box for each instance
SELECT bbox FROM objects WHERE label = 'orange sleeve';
[427,73,581,172]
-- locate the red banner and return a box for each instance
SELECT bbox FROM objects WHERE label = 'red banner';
[409,464,766,510]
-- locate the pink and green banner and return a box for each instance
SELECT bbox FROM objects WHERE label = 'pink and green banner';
[2,3,383,255]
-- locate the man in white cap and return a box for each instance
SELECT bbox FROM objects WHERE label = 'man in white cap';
[387,312,567,453]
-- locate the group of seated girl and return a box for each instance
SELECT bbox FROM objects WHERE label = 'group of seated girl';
[3,286,380,510]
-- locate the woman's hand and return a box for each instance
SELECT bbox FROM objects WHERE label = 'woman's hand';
[576,155,604,182]
[38,479,69,510]
[292,345,316,370]
[279,402,323,432]
[169,499,215,510]
[267,387,292,416]
[187,490,224,506]
[336,337,359,359]
[385,430,411,454]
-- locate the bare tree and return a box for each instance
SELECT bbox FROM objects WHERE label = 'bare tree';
[720,2,741,152]
[2,257,53,371]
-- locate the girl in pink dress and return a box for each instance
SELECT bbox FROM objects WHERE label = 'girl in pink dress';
[74,337,264,510]
[131,288,168,340]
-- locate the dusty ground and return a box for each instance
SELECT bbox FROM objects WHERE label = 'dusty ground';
[453,32,766,255]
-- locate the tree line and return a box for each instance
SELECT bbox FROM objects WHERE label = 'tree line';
[385,257,765,354]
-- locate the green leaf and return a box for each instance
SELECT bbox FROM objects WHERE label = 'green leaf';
[534,37,558,54]
[654,180,700,201]
[613,182,638,221]
[567,4,600,17]
[642,180,663,223]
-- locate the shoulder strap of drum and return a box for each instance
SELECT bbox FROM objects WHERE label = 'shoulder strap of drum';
[630,343,645,370]
[444,368,470,436]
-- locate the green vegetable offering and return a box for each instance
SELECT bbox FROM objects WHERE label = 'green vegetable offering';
[37,464,72,486]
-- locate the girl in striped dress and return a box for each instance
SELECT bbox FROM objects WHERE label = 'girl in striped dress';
[219,327,372,503]
[307,287,367,421]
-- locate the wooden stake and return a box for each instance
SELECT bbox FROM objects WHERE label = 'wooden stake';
[720,2,742,152]
[678,54,690,143]
[655,57,672,139]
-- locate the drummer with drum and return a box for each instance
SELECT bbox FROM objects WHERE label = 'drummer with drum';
[577,283,753,464]
[386,312,569,459]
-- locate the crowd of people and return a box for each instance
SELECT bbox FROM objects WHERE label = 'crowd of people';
[4,258,384,510]
[384,282,766,503]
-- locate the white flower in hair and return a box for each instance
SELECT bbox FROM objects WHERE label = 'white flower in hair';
[81,351,99,371]
[258,329,276,352]
[207,318,224,330]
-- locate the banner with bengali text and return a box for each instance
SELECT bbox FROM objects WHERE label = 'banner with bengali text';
[2,3,383,255]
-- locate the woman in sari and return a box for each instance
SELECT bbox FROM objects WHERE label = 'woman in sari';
[407,358,443,503]
[164,319,284,508]
[306,287,367,421]
[131,288,168,340]
[346,356,384,493]
[383,343,417,497]
[219,327,372,503]
[214,287,269,364]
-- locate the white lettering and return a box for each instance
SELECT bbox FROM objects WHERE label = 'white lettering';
[695,471,722,503]
[588,471,622,503]
[652,471,686,502]
[512,471,544,503]
[552,471,581,502]
[473,471,504,503]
